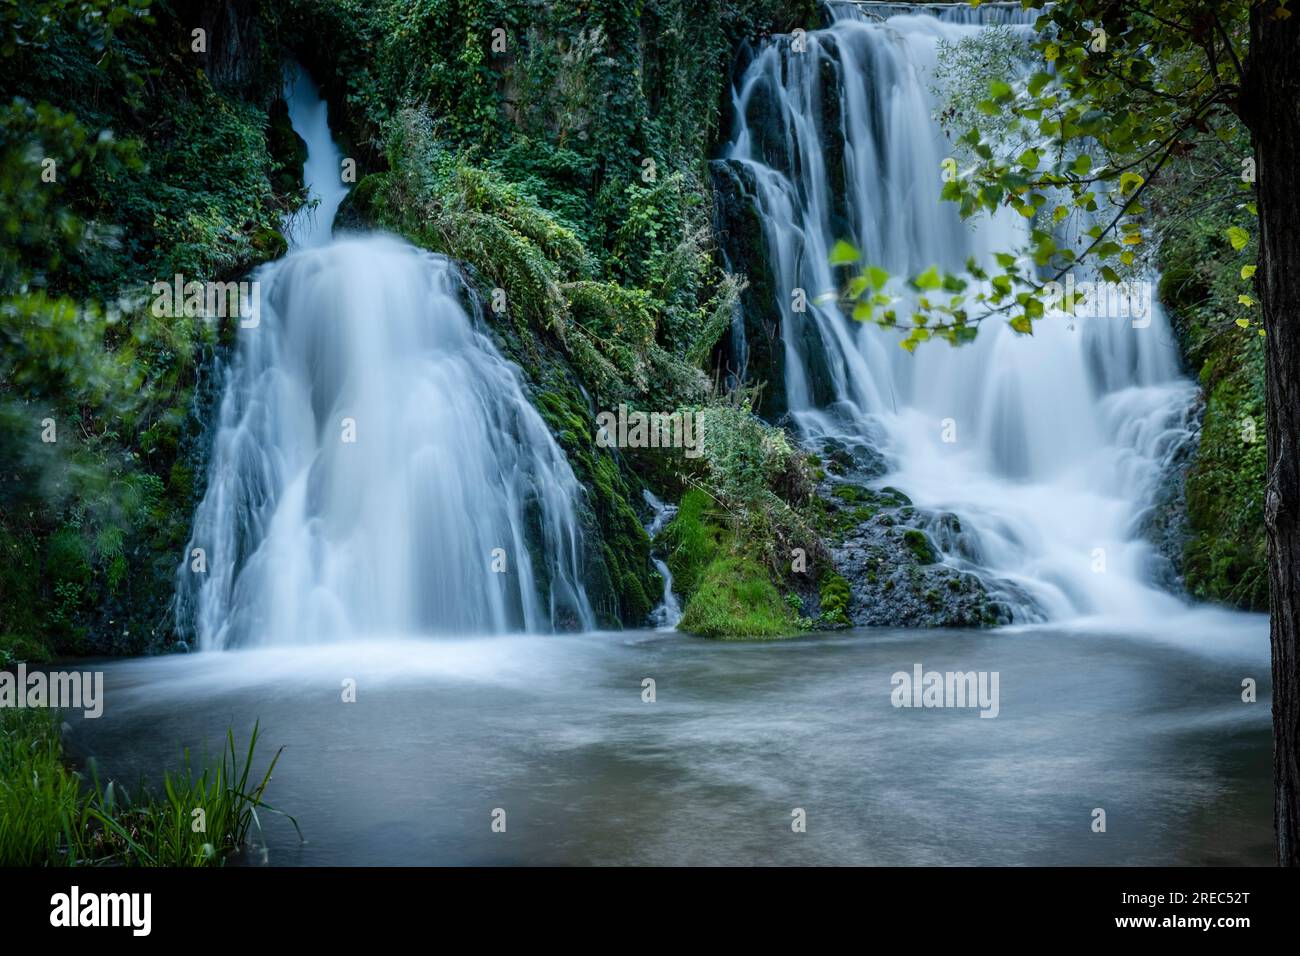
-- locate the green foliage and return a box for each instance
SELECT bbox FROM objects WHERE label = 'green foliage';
[677,554,800,639]
[662,489,803,639]
[1150,135,1267,609]
[0,0,298,654]
[818,571,851,627]
[684,399,816,568]
[0,633,53,667]
[660,478,814,639]
[0,291,214,654]
[0,709,297,866]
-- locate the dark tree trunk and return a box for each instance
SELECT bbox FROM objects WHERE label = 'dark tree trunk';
[1244,1,1300,866]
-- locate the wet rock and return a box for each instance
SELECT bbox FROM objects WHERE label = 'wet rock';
[711,158,786,418]
[1135,394,1202,593]
[814,466,1026,628]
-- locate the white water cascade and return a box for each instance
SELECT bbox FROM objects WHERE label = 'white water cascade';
[725,4,1199,621]
[176,68,594,649]
[643,491,683,630]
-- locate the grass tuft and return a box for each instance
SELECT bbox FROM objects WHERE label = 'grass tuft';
[0,708,298,866]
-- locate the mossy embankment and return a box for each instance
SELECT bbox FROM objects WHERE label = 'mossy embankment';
[1152,135,1268,611]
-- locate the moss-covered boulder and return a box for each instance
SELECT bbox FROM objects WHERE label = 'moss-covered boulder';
[660,489,805,639]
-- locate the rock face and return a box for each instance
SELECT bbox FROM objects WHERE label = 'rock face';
[808,436,1025,628]
[1136,394,1203,593]
[710,157,786,419]
[192,0,271,94]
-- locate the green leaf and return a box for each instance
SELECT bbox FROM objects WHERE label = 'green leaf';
[1241,265,1257,280]
[829,240,860,265]
[913,265,941,291]
[1009,315,1033,335]
[1226,226,1250,251]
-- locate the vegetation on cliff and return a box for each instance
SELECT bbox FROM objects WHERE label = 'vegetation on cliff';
[1,0,299,660]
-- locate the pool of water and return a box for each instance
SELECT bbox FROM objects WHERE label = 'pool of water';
[63,610,1274,865]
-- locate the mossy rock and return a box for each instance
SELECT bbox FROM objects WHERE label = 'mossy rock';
[663,489,804,639]
[832,484,870,503]
[677,555,801,640]
[818,570,851,628]
[251,226,288,258]
[660,488,727,596]
[902,529,937,564]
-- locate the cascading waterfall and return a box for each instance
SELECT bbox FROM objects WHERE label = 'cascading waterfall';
[176,67,593,649]
[725,3,1199,621]
[643,491,683,630]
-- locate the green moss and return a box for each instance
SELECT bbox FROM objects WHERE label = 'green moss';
[661,489,725,596]
[902,529,937,564]
[818,571,851,628]
[1183,369,1267,608]
[663,489,803,639]
[832,484,869,503]
[1152,140,1268,611]
[531,379,657,627]
[677,555,800,640]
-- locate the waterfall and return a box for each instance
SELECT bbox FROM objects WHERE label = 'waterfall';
[643,491,683,630]
[723,4,1199,621]
[281,66,348,250]
[175,68,594,649]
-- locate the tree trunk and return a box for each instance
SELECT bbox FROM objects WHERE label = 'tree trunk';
[1244,1,1300,866]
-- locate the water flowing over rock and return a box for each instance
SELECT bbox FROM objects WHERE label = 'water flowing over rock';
[724,4,1200,624]
[175,69,594,648]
